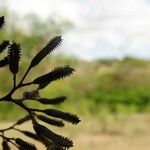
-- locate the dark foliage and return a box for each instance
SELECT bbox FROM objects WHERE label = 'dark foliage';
[35,96,66,105]
[33,123,73,148]
[0,16,80,150]
[29,36,62,68]
[33,66,74,89]
[15,115,31,125]
[0,41,9,53]
[34,109,80,125]
[2,140,10,150]
[0,57,9,68]
[36,115,65,127]
[15,138,37,150]
[8,42,21,74]
[0,16,5,29]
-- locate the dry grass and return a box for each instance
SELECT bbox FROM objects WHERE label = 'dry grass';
[0,113,150,150]
[74,134,150,150]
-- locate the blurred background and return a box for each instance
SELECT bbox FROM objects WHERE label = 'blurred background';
[0,0,150,150]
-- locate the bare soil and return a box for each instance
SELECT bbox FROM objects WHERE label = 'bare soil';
[0,114,150,150]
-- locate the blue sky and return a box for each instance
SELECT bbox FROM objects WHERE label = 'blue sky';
[1,0,150,60]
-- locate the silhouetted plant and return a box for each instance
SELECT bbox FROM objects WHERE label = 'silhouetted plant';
[0,16,80,150]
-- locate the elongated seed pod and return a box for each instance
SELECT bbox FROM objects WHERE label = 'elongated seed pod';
[20,131,41,142]
[0,57,9,68]
[33,123,73,148]
[19,130,51,147]
[15,138,37,150]
[8,42,21,74]
[2,140,10,150]
[29,36,62,68]
[37,96,66,105]
[37,115,64,127]
[15,115,31,125]
[33,66,74,89]
[0,16,5,29]
[0,41,9,53]
[41,109,80,125]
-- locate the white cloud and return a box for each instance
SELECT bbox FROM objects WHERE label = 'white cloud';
[6,0,81,24]
[3,0,150,60]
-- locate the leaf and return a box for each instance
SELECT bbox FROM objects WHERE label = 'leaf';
[29,36,62,68]
[37,115,64,127]
[33,123,73,148]
[0,57,9,68]
[33,66,74,89]
[0,41,9,53]
[15,138,37,150]
[0,16,5,29]
[2,140,10,150]
[8,42,21,74]
[37,96,66,105]
[41,109,80,125]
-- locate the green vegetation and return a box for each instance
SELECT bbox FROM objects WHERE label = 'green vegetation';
[0,14,150,120]
[0,56,150,120]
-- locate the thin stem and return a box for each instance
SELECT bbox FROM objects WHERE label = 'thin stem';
[0,124,15,132]
[0,135,19,148]
[21,81,33,87]
[13,74,16,88]
[0,134,15,141]
[30,108,42,112]
[18,66,31,86]
[0,103,33,136]
[13,100,30,112]
[13,100,37,124]
[0,68,32,101]
[9,140,19,148]
[13,127,21,132]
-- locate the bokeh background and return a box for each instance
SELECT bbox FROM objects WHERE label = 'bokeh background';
[0,0,150,150]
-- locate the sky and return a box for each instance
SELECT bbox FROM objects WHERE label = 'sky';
[1,0,150,60]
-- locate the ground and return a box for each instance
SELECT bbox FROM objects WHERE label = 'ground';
[0,113,150,150]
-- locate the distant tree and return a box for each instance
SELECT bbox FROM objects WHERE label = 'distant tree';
[0,16,80,150]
